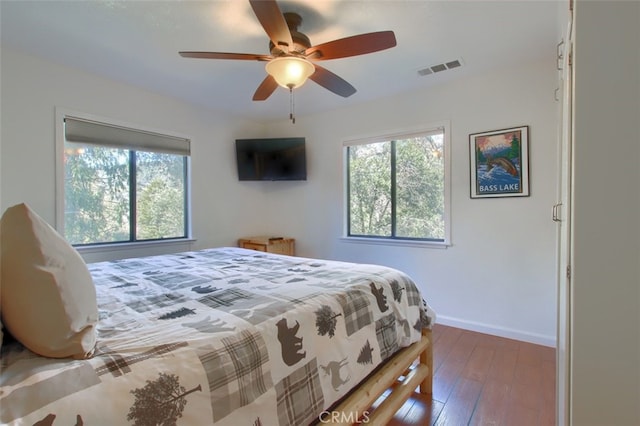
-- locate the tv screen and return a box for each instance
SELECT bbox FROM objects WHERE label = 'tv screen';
[236,137,307,181]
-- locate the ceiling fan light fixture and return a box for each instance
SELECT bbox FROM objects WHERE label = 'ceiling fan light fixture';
[266,57,315,89]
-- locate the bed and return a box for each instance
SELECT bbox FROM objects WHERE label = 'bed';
[1,213,435,426]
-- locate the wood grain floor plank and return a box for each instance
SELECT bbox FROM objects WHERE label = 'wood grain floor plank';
[486,346,518,384]
[446,330,480,364]
[432,326,462,371]
[468,380,511,426]
[509,381,543,411]
[503,402,540,426]
[461,346,495,382]
[432,358,466,403]
[514,361,543,387]
[387,395,444,426]
[433,377,483,426]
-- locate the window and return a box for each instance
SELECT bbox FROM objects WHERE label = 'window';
[59,115,190,246]
[345,123,450,244]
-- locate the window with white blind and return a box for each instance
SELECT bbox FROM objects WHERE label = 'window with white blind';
[58,113,191,246]
[344,122,450,245]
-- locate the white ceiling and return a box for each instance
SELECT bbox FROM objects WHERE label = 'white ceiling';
[0,0,560,122]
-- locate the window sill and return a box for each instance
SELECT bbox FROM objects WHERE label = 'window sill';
[75,238,196,253]
[339,236,449,249]
[75,238,197,263]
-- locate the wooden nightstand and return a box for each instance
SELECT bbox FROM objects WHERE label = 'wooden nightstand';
[238,236,295,256]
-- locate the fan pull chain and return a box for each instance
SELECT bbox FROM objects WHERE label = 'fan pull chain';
[289,87,296,124]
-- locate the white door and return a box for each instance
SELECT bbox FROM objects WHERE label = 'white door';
[555,9,574,426]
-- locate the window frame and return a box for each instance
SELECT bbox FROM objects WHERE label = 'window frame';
[342,121,451,248]
[55,108,193,251]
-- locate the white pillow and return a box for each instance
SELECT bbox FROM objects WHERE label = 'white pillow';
[1,252,3,351]
[1,224,3,352]
[0,203,98,359]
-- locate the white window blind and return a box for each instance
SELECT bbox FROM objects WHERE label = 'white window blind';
[64,117,190,156]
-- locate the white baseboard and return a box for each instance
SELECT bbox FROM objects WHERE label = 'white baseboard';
[436,315,556,348]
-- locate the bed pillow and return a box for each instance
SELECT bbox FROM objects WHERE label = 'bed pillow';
[0,203,97,359]
[1,253,3,352]
[1,224,3,352]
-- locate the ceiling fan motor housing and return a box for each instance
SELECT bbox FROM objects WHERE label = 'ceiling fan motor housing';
[269,12,311,55]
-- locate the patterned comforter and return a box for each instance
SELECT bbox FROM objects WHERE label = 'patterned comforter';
[1,247,435,426]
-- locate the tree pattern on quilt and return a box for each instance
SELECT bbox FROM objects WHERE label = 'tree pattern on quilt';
[315,305,342,338]
[158,307,196,320]
[357,340,374,365]
[127,372,202,426]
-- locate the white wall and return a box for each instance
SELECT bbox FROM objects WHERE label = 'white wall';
[265,58,559,346]
[571,1,640,424]
[0,48,267,260]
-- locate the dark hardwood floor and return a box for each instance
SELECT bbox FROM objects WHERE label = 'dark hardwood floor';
[371,324,555,425]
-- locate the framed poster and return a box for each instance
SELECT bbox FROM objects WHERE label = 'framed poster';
[469,125,529,198]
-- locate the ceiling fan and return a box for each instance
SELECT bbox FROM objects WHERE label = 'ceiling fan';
[179,0,397,102]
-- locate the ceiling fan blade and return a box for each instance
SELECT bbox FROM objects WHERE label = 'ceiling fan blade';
[179,51,271,61]
[253,75,279,101]
[305,31,397,60]
[309,65,356,98]
[249,0,293,52]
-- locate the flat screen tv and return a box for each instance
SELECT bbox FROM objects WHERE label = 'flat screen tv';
[235,137,307,181]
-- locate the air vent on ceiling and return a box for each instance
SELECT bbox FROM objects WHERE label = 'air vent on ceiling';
[417,58,463,77]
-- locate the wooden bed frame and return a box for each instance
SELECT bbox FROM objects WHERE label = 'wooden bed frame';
[326,328,433,425]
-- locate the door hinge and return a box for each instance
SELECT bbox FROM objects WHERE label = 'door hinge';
[566,265,571,280]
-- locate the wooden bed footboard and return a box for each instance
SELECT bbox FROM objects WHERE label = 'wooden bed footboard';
[324,328,433,425]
